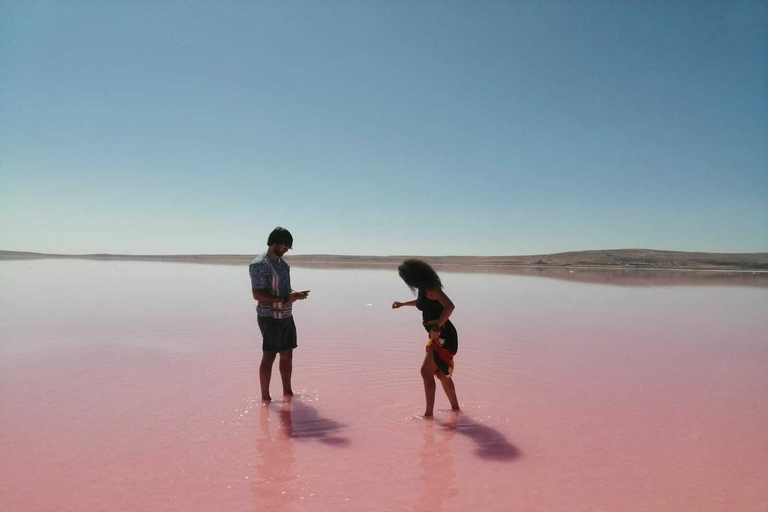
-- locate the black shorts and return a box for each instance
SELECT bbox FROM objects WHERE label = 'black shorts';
[257,316,298,353]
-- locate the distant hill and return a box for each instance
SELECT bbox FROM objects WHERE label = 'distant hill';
[2,249,767,271]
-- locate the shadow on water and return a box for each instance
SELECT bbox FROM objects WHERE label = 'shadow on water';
[273,395,351,447]
[437,412,521,462]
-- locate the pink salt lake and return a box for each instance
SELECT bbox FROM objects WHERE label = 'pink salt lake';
[1,260,767,512]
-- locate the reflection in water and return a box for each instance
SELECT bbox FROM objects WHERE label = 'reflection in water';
[254,400,296,512]
[416,413,459,512]
[281,259,768,288]
[418,266,768,288]
[438,413,521,462]
[253,396,351,511]
[413,412,521,511]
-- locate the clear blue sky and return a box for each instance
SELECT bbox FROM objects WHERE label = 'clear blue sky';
[1,1,766,256]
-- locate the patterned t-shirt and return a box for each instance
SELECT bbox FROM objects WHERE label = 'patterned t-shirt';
[249,253,293,318]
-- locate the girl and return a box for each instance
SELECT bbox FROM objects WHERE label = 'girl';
[392,259,459,417]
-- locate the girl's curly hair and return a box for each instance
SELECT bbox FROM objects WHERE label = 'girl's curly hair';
[397,259,442,293]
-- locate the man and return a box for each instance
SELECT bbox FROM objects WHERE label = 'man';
[249,227,310,401]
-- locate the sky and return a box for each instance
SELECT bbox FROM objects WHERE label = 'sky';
[1,1,766,256]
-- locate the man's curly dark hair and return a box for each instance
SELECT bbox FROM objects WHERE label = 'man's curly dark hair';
[397,259,442,293]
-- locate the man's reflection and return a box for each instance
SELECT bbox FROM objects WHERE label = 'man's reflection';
[253,399,296,512]
[252,396,351,511]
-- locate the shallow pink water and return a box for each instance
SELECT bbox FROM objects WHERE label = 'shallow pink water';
[1,260,767,511]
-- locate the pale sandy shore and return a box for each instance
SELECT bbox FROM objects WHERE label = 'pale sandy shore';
[3,248,767,269]
[3,249,767,287]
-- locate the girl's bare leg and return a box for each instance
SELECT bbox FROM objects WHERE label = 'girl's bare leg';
[437,372,459,410]
[420,351,438,417]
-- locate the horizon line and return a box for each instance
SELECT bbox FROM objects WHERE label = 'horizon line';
[2,248,768,258]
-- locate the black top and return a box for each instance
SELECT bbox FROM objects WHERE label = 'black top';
[415,287,458,367]
[416,288,457,338]
[416,288,444,324]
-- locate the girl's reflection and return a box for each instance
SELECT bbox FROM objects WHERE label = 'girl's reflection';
[416,411,459,511]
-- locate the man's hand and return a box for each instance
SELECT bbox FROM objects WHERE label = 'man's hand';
[392,301,403,309]
[287,291,310,302]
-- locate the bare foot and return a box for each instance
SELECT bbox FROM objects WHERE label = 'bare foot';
[283,389,294,396]
[424,411,434,418]
[452,405,460,411]
[262,395,272,401]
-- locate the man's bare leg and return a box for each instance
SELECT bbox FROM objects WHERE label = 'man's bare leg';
[260,352,277,401]
[420,351,438,417]
[437,372,459,410]
[279,349,294,396]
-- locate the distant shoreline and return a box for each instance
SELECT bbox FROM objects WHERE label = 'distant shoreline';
[2,249,767,272]
[4,249,767,287]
